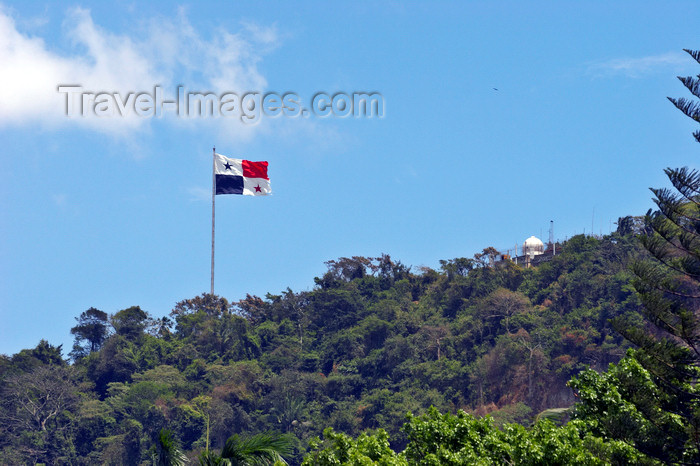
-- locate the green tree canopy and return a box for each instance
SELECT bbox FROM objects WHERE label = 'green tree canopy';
[112,306,149,341]
[70,307,110,360]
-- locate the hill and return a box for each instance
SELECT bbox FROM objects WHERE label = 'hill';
[0,223,645,464]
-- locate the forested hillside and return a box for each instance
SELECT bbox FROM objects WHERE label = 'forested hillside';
[0,224,646,464]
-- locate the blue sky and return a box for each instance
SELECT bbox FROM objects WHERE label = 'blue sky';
[2,1,699,356]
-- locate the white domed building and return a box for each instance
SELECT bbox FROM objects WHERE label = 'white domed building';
[499,232,558,268]
[523,236,545,259]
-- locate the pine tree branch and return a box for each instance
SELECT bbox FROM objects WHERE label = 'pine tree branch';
[642,216,700,276]
[684,49,700,66]
[678,76,700,100]
[664,167,700,204]
[641,237,700,280]
[668,97,700,122]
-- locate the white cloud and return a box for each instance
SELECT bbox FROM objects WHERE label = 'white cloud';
[0,9,71,124]
[587,51,692,78]
[0,6,277,139]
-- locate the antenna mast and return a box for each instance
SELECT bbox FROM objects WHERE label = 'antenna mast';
[549,220,555,255]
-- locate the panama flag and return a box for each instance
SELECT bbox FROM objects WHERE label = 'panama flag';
[214,153,271,196]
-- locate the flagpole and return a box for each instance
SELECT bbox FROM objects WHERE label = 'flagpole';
[211,146,216,296]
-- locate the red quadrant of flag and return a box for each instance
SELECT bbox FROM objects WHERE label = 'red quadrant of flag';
[242,160,269,180]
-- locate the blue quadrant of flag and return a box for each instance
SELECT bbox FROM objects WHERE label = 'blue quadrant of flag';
[215,174,245,195]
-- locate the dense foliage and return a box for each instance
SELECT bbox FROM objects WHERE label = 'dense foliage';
[0,227,645,464]
[303,407,642,465]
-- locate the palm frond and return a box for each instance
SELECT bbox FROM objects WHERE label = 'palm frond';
[154,429,189,466]
[221,433,292,466]
[198,450,231,466]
